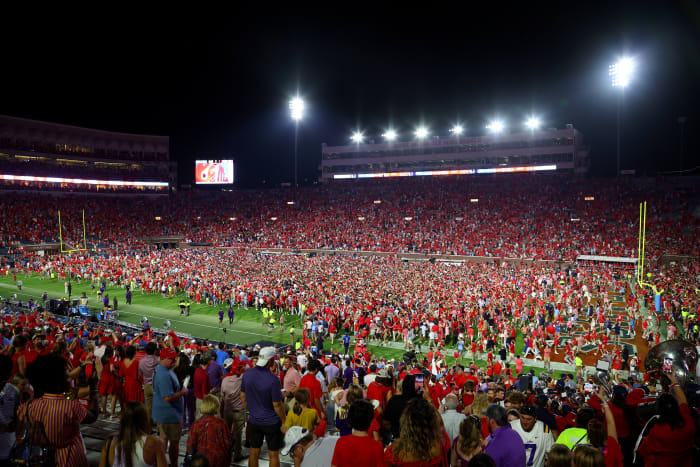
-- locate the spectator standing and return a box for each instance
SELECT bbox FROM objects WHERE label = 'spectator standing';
[384,397,450,467]
[332,399,384,467]
[193,353,212,419]
[98,400,167,467]
[441,393,467,443]
[23,354,99,467]
[483,404,526,467]
[241,346,286,467]
[299,359,327,436]
[139,342,160,423]
[220,359,246,462]
[186,395,233,467]
[152,348,187,467]
[510,404,554,467]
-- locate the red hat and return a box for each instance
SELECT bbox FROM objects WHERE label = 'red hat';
[626,388,645,406]
[160,348,179,360]
[587,394,602,412]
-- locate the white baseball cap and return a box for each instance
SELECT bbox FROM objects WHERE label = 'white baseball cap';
[257,347,277,367]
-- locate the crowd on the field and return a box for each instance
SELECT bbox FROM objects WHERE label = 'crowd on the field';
[0,304,698,467]
[1,175,698,262]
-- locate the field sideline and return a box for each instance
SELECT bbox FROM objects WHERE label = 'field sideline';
[0,272,568,378]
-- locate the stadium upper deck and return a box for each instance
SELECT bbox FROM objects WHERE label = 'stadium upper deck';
[0,115,174,193]
[321,125,589,181]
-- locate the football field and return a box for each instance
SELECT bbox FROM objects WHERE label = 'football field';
[0,272,558,377]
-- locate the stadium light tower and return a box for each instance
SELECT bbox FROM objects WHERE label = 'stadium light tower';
[414,126,429,139]
[609,57,635,176]
[486,120,504,134]
[289,96,305,187]
[450,125,464,136]
[525,116,541,131]
[351,131,364,144]
[382,129,397,141]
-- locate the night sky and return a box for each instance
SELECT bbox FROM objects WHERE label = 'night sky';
[1,4,699,187]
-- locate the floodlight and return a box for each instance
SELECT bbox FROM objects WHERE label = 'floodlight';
[404,217,413,221]
[270,217,278,221]
[414,127,429,139]
[525,116,541,130]
[609,57,635,88]
[287,201,295,205]
[289,97,305,121]
[450,125,464,135]
[351,131,364,144]
[486,121,504,133]
[382,130,397,141]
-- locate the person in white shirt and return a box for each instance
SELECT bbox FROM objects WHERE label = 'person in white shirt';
[510,404,554,467]
[440,394,467,443]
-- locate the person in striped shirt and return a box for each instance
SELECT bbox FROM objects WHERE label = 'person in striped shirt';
[23,354,99,466]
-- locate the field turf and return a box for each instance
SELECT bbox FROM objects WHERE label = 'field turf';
[1,272,567,378]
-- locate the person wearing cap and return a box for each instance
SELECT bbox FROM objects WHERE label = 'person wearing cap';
[241,346,286,467]
[366,368,392,411]
[483,403,526,467]
[281,425,339,467]
[510,404,554,467]
[221,358,246,462]
[152,347,187,467]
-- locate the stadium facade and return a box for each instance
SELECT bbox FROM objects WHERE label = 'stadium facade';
[0,115,174,193]
[320,125,589,181]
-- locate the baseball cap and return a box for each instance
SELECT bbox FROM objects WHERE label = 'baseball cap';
[281,426,309,456]
[481,404,507,424]
[377,368,389,378]
[257,347,277,367]
[223,358,234,369]
[160,348,179,360]
[520,404,537,417]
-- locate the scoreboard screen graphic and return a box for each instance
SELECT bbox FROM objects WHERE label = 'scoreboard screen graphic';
[195,160,234,184]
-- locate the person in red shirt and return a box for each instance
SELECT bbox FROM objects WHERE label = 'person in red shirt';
[638,370,696,467]
[331,399,384,467]
[193,354,212,418]
[299,359,327,436]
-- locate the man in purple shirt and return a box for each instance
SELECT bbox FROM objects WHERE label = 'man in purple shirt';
[206,349,225,393]
[138,342,160,421]
[241,347,286,467]
[483,404,526,467]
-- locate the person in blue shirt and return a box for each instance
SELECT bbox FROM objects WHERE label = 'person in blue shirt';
[152,348,187,467]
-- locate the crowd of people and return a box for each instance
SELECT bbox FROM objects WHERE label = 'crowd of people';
[1,175,698,262]
[0,306,698,467]
[0,174,697,466]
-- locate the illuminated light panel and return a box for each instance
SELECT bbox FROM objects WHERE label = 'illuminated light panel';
[571,218,581,222]
[287,201,295,205]
[404,217,413,221]
[0,174,168,187]
[373,200,382,204]
[585,196,595,201]
[337,165,556,180]
[357,216,365,221]
[470,199,479,203]
[270,217,278,221]
[229,217,236,221]
[455,217,464,221]
[155,217,162,221]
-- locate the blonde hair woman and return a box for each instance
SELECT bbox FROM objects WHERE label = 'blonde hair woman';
[186,395,233,467]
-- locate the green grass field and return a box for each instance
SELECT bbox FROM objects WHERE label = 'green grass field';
[0,272,567,378]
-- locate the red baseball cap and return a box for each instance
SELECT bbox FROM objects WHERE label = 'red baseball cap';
[160,348,179,360]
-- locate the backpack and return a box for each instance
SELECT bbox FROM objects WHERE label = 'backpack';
[10,401,56,467]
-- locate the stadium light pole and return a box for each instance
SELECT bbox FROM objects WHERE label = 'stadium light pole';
[609,57,634,177]
[289,97,305,187]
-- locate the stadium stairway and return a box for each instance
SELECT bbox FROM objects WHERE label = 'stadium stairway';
[81,417,295,466]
